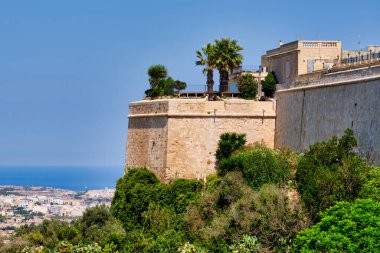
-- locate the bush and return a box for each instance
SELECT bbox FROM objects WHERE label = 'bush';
[145,65,187,98]
[111,167,203,251]
[219,144,293,189]
[230,235,260,253]
[156,178,203,214]
[111,168,160,231]
[148,229,185,253]
[184,172,308,251]
[293,199,380,252]
[215,133,246,167]
[84,218,126,247]
[81,205,112,235]
[359,166,380,201]
[148,64,168,88]
[238,75,258,99]
[261,72,277,97]
[296,129,370,220]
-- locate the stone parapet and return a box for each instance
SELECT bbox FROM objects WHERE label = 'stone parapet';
[128,99,275,116]
[278,63,380,92]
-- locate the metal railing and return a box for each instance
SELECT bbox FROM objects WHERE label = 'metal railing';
[178,84,240,97]
[144,84,242,99]
[181,84,240,93]
[232,65,261,74]
[342,52,380,64]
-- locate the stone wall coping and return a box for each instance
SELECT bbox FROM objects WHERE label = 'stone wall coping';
[128,112,276,118]
[129,99,273,104]
[277,74,380,93]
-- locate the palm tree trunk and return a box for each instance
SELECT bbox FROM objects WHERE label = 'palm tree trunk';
[206,69,214,97]
[219,70,229,93]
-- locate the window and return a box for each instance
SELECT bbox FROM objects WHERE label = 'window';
[285,61,290,78]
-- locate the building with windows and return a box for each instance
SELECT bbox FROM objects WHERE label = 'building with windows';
[261,40,342,84]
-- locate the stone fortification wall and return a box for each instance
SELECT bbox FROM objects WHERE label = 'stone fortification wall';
[276,65,380,164]
[126,99,276,181]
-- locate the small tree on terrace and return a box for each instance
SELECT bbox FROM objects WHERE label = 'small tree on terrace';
[238,75,258,99]
[261,72,277,97]
[148,65,168,88]
[145,65,187,98]
[174,80,187,92]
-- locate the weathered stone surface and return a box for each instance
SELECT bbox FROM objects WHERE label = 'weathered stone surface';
[275,65,380,165]
[126,99,276,181]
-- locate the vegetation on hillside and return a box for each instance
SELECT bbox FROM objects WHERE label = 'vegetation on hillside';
[2,129,379,252]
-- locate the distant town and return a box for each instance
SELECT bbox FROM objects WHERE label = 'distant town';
[0,185,114,239]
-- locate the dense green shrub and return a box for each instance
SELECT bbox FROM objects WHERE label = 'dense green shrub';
[156,178,203,214]
[215,133,246,168]
[293,199,380,252]
[81,205,111,235]
[111,168,160,231]
[178,242,206,253]
[111,168,202,231]
[296,129,370,220]
[230,235,260,253]
[83,218,126,246]
[185,172,308,251]
[219,144,293,189]
[359,166,380,201]
[110,168,203,252]
[261,71,277,97]
[148,229,185,253]
[238,75,258,99]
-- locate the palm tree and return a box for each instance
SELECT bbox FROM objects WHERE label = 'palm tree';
[213,38,243,93]
[196,43,216,97]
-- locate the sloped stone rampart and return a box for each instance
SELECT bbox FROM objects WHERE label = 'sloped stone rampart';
[275,65,380,165]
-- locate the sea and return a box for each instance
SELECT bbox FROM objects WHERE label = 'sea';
[0,166,124,191]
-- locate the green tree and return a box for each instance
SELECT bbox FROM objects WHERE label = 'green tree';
[145,66,187,98]
[293,199,380,252]
[213,38,243,92]
[81,205,112,234]
[296,129,370,220]
[80,205,126,247]
[174,80,187,92]
[148,65,168,88]
[261,72,277,97]
[196,43,216,97]
[238,75,258,99]
[111,168,159,231]
[215,133,246,167]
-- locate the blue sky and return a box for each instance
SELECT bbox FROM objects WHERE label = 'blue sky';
[1,0,379,166]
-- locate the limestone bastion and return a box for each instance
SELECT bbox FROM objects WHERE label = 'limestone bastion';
[125,98,276,182]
